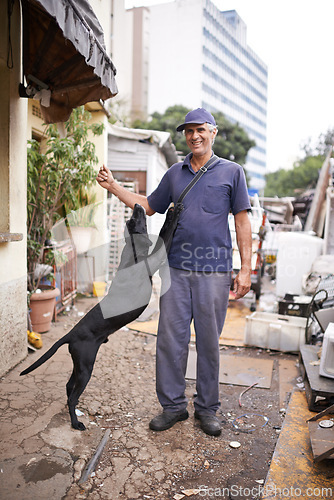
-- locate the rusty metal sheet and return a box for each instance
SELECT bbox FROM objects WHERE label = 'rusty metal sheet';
[308,420,334,462]
[263,390,334,498]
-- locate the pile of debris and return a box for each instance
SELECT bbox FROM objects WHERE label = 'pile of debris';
[240,149,334,469]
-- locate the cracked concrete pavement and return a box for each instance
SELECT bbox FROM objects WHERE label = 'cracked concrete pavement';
[0,292,300,499]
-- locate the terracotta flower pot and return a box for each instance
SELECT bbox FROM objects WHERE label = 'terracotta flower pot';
[29,286,60,333]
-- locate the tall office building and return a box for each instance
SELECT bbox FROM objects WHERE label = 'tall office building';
[148,0,268,192]
[111,2,150,123]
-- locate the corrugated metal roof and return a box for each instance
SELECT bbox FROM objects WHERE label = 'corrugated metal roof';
[108,123,179,167]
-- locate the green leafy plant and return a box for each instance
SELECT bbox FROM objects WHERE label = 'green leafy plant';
[65,188,100,229]
[27,106,103,292]
[67,205,98,229]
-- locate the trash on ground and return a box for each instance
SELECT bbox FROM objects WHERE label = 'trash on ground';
[229,441,241,449]
[79,429,111,484]
[27,330,43,349]
[173,488,201,499]
[232,413,269,433]
[238,382,258,407]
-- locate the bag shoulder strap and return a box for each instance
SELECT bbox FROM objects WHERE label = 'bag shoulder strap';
[177,154,218,204]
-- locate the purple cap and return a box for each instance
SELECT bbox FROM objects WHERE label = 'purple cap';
[176,108,216,132]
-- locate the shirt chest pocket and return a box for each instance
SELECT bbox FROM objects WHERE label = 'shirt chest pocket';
[202,185,230,214]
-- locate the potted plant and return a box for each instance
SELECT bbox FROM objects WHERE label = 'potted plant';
[27,106,103,331]
[66,190,101,254]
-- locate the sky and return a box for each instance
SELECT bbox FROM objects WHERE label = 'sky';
[125,0,334,172]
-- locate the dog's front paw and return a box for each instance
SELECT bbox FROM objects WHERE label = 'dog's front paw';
[72,421,86,431]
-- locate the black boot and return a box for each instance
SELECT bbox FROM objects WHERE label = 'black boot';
[194,411,221,436]
[149,410,189,431]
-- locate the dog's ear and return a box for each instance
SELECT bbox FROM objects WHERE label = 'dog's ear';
[126,217,148,236]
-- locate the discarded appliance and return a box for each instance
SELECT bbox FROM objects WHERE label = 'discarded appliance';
[304,273,334,344]
[314,307,334,334]
[299,344,334,412]
[319,322,334,379]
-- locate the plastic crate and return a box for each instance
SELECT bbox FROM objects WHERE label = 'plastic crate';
[244,312,307,352]
[278,296,311,317]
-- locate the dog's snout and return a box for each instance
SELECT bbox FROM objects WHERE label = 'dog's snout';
[133,203,146,219]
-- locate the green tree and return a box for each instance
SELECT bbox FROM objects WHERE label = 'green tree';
[132,105,256,166]
[132,105,189,154]
[264,155,324,197]
[301,127,334,157]
[315,128,334,156]
[264,128,334,197]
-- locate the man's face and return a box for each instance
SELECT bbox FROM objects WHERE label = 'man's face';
[184,122,217,157]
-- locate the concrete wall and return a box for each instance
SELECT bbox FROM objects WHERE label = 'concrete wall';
[84,108,111,289]
[0,1,28,376]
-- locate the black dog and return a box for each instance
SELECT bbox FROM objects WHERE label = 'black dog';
[20,202,183,430]
[21,203,177,430]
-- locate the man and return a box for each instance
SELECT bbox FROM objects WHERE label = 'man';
[97,108,252,436]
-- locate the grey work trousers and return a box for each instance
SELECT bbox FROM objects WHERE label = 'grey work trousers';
[156,267,231,415]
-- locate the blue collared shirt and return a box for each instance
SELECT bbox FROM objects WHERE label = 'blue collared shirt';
[147,153,251,272]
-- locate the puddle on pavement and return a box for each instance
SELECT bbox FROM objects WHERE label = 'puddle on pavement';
[19,458,71,483]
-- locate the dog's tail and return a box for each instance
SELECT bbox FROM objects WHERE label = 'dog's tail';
[20,334,70,376]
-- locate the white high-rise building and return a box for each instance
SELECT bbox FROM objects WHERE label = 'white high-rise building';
[111,2,151,124]
[148,0,268,192]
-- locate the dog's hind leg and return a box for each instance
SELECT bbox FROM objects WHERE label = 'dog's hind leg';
[66,370,76,399]
[67,348,98,430]
[67,372,93,430]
